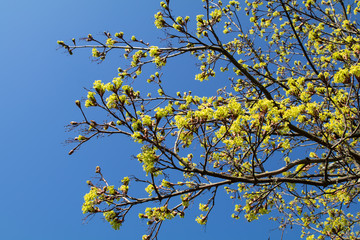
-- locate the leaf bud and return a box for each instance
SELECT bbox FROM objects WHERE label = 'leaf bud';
[57,40,65,46]
[160,1,168,9]
[142,234,150,240]
[87,34,93,41]
[115,32,124,38]
[75,135,87,141]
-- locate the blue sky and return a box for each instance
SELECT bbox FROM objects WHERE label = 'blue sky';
[0,1,299,239]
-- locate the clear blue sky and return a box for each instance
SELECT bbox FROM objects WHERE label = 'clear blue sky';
[0,1,299,239]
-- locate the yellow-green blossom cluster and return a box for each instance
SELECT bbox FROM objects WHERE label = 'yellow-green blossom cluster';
[103,210,122,230]
[139,206,175,223]
[137,146,159,175]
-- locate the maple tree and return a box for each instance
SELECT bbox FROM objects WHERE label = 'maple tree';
[59,0,360,239]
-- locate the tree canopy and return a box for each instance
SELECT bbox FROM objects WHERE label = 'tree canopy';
[59,0,360,239]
